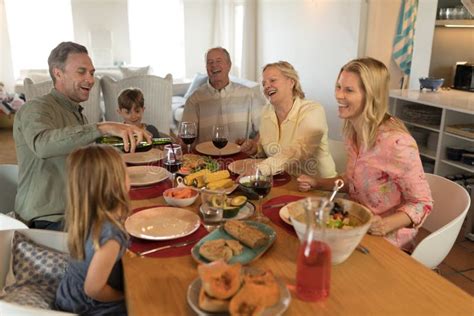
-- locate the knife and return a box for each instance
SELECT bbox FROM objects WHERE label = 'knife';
[263,202,288,210]
[138,239,199,256]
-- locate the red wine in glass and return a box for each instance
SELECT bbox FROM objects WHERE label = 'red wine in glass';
[212,137,228,149]
[181,135,196,145]
[164,161,182,173]
[251,179,272,197]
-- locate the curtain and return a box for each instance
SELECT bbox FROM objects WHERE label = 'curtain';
[212,0,257,81]
[0,0,14,91]
[128,0,185,79]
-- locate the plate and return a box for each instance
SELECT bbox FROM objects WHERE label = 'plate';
[176,177,239,195]
[125,207,200,240]
[195,141,240,156]
[187,266,291,316]
[279,201,300,226]
[199,202,255,222]
[227,159,264,175]
[191,221,276,265]
[122,148,164,165]
[127,166,169,187]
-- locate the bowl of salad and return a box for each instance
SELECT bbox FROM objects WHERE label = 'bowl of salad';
[288,197,372,265]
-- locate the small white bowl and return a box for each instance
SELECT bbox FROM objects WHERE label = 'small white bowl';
[163,187,199,207]
[289,197,372,265]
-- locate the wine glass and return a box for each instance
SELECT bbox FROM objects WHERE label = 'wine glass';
[163,144,183,187]
[178,121,197,153]
[250,168,273,223]
[212,124,228,157]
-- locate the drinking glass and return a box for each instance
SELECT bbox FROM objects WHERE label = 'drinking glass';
[178,121,197,153]
[200,189,226,232]
[163,144,183,186]
[212,124,228,156]
[250,168,272,223]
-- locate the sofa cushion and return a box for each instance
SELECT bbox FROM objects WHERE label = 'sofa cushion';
[0,231,67,309]
[183,73,208,99]
[119,66,150,78]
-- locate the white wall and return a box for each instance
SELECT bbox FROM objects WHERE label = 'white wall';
[257,0,363,140]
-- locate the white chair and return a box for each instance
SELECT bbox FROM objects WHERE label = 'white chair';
[23,77,103,124]
[328,138,347,175]
[101,74,173,134]
[0,229,73,315]
[0,164,18,214]
[411,173,471,269]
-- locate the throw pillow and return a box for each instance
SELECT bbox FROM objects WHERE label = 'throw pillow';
[119,66,150,78]
[184,73,208,99]
[0,231,67,309]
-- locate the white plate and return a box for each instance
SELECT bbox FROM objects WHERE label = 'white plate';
[125,207,200,240]
[195,141,240,156]
[127,166,170,187]
[122,148,164,165]
[199,201,255,222]
[279,201,301,226]
[176,177,239,195]
[187,266,291,316]
[228,159,264,175]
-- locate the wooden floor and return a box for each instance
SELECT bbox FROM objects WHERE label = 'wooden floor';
[1,128,472,296]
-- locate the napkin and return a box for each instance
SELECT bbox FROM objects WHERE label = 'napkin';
[129,179,173,200]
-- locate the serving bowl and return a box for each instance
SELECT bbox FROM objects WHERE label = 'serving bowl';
[289,197,373,265]
[163,187,199,207]
[419,77,444,91]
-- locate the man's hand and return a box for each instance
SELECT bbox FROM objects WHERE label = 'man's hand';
[97,122,152,152]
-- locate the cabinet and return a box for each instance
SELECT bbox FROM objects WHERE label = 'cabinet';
[390,89,474,241]
[389,89,473,176]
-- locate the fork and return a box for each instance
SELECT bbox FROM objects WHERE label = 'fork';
[138,239,199,256]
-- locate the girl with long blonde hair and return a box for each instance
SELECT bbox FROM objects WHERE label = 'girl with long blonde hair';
[297,57,432,252]
[56,144,130,315]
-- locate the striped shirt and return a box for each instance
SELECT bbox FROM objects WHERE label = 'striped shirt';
[182,81,265,143]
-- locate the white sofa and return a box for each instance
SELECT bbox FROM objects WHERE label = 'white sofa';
[0,229,74,315]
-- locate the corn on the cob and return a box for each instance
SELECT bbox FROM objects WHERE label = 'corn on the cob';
[192,176,206,188]
[184,169,211,186]
[206,178,234,190]
[204,170,231,184]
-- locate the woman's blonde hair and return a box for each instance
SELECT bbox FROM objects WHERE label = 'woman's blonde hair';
[65,144,130,260]
[263,61,305,99]
[339,57,408,149]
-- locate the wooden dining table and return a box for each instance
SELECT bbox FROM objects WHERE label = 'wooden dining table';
[123,175,473,315]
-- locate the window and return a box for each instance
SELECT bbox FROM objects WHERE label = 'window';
[127,0,185,78]
[5,0,73,78]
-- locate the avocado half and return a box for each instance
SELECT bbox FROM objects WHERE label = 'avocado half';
[222,196,247,218]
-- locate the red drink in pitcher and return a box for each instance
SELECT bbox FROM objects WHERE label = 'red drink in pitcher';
[296,240,331,301]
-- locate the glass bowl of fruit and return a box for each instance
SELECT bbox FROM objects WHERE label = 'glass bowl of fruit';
[288,197,372,265]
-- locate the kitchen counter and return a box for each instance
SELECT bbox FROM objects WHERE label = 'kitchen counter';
[390,89,474,114]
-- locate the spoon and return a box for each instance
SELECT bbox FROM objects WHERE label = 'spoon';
[328,179,344,202]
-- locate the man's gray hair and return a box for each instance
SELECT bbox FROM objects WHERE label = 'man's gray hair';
[205,47,232,64]
[48,42,88,84]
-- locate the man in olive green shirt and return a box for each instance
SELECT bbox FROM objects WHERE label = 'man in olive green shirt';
[13,41,150,230]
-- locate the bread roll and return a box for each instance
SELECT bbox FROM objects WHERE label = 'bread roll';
[224,221,268,249]
[199,239,233,262]
[225,239,243,255]
[198,287,230,312]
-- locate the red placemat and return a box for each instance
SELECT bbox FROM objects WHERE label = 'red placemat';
[272,172,291,187]
[262,195,305,236]
[128,179,173,200]
[128,205,209,258]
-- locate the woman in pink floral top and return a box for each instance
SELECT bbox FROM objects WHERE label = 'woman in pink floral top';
[297,57,432,251]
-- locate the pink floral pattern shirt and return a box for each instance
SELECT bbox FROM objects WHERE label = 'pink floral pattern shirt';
[345,124,433,251]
